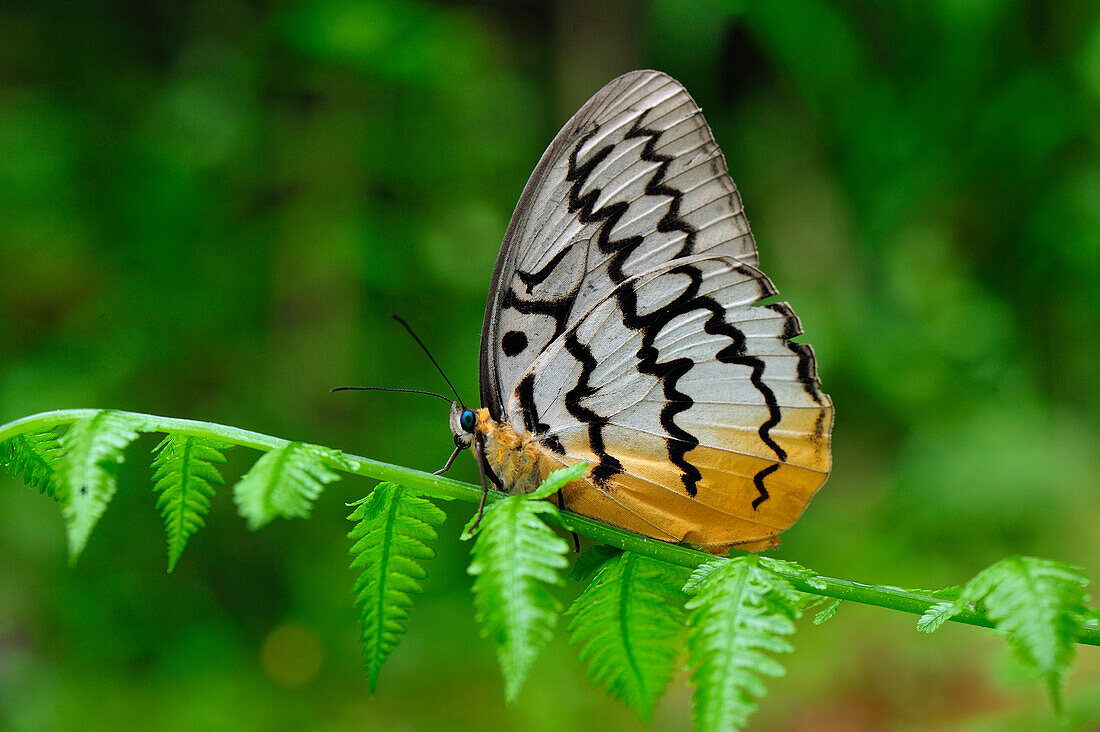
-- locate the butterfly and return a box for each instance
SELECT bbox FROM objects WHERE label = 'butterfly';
[445,70,833,553]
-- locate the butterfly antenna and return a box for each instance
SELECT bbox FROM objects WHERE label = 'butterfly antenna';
[329,385,453,402]
[391,313,466,408]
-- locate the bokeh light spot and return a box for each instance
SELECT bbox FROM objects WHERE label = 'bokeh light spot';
[259,622,323,689]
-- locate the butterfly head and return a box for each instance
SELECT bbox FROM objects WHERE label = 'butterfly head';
[449,402,478,449]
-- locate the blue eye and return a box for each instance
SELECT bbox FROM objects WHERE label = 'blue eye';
[460,409,476,432]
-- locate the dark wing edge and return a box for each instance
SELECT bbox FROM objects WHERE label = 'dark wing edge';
[478,70,668,419]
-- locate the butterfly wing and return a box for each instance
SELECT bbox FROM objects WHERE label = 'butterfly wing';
[501,254,832,549]
[480,70,758,417]
[480,70,832,549]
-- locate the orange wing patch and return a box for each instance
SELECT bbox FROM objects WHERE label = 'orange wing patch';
[494,402,833,554]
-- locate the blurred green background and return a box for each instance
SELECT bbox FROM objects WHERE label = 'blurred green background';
[2,0,1099,729]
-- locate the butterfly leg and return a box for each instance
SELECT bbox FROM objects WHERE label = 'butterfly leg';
[470,436,491,529]
[554,489,581,553]
[433,445,463,475]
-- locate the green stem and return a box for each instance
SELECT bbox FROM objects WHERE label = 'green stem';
[3,409,1098,646]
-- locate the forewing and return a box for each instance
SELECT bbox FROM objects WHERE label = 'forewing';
[481,70,758,416]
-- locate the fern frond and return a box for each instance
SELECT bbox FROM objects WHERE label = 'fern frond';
[569,545,622,583]
[813,599,842,625]
[757,556,827,592]
[232,442,346,530]
[1,427,64,498]
[684,555,803,732]
[566,551,690,720]
[955,557,1088,711]
[151,435,230,572]
[467,494,569,702]
[917,601,956,633]
[347,482,445,693]
[528,461,589,500]
[55,411,144,563]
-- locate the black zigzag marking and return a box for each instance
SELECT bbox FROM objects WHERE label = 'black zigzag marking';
[500,286,571,338]
[752,463,780,509]
[516,243,574,293]
[563,331,623,485]
[766,301,824,406]
[516,373,565,455]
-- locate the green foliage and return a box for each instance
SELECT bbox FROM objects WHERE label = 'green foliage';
[757,556,827,592]
[151,435,231,572]
[566,552,690,721]
[232,442,347,530]
[467,491,570,702]
[2,410,1100,727]
[527,461,589,500]
[569,544,622,582]
[55,411,144,563]
[684,555,803,732]
[347,482,446,693]
[1,427,64,499]
[813,599,842,625]
[916,556,1091,712]
[917,601,957,634]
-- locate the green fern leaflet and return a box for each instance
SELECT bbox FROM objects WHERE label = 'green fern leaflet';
[918,556,1090,712]
[55,411,144,563]
[527,461,589,500]
[467,493,569,703]
[685,555,802,732]
[916,600,956,634]
[151,435,231,572]
[1,427,64,499]
[567,551,690,720]
[233,441,346,529]
[812,599,842,625]
[347,482,445,693]
[569,545,622,583]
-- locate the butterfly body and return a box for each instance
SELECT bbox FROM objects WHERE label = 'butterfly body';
[472,407,565,494]
[451,70,833,553]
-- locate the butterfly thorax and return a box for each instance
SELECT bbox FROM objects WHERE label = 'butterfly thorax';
[473,408,567,495]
